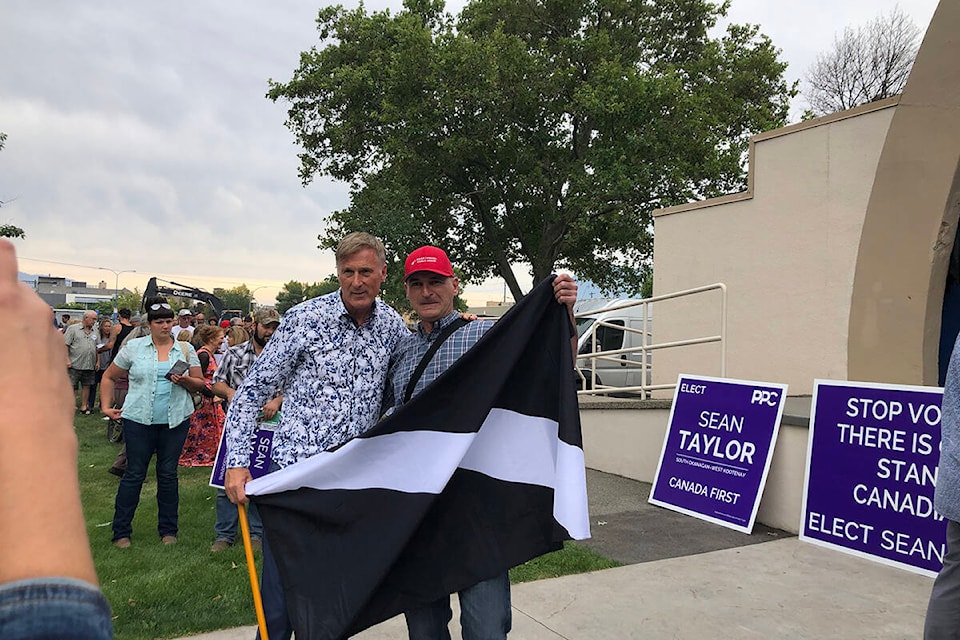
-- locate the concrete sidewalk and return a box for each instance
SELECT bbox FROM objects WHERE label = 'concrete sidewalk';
[174,470,934,639]
[177,537,934,639]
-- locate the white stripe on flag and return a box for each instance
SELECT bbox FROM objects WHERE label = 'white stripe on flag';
[554,444,590,540]
[459,409,559,484]
[246,429,473,496]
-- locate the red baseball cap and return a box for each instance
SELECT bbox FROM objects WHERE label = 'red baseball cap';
[404,246,454,280]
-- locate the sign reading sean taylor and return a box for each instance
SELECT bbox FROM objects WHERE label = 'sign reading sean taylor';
[801,380,945,576]
[650,375,787,533]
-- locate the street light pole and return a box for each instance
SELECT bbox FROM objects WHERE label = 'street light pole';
[98,267,137,318]
[249,286,269,313]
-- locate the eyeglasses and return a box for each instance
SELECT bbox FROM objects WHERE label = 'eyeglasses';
[148,303,172,311]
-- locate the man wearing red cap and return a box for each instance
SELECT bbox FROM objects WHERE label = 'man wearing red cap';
[384,245,578,640]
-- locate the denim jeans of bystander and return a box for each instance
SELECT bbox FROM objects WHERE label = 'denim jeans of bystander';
[112,418,189,541]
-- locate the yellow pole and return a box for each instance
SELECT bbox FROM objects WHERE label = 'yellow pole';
[239,503,269,640]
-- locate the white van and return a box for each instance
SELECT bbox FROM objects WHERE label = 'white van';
[575,298,652,393]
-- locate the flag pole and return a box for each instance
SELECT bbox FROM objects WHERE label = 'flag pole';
[239,503,269,640]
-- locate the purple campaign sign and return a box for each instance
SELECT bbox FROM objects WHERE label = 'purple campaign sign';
[210,414,278,489]
[650,375,787,533]
[801,380,945,576]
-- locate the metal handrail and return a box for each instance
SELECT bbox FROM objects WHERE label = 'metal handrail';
[575,283,726,397]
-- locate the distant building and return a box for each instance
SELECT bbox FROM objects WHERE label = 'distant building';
[467,300,514,319]
[34,274,126,308]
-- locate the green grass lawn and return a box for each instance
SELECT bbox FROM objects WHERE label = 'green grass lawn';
[76,412,618,639]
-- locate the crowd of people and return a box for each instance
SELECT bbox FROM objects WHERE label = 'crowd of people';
[61,300,268,549]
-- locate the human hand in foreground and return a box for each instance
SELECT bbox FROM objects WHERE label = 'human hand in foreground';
[0,239,99,587]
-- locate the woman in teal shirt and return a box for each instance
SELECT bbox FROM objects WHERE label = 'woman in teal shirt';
[100,297,205,548]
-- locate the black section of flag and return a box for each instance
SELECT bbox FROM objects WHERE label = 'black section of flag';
[252,276,586,639]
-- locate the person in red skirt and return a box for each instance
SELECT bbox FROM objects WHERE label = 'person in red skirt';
[178,324,225,467]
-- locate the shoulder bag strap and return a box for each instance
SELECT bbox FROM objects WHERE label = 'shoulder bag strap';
[403,317,470,404]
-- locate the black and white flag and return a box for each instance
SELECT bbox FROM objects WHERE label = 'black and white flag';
[246,275,590,639]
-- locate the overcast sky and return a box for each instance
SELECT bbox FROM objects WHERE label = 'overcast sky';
[0,0,941,306]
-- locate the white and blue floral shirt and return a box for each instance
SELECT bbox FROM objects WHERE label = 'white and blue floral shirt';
[224,291,409,469]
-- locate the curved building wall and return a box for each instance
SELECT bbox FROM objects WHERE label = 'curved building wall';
[848,0,960,386]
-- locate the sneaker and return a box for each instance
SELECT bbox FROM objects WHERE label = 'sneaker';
[161,535,177,545]
[251,538,263,552]
[210,540,232,552]
[114,538,131,549]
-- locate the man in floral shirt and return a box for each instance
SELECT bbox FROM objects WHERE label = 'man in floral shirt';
[223,232,409,640]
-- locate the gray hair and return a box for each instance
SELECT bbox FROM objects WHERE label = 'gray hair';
[335,232,386,266]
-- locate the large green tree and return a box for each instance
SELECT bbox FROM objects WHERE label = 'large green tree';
[270,0,794,299]
[213,285,254,314]
[116,288,143,315]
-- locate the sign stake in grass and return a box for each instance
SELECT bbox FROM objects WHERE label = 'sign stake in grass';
[239,504,269,640]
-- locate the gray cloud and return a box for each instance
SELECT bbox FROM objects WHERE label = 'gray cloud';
[0,0,941,303]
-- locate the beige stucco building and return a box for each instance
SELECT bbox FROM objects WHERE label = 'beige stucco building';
[580,0,960,533]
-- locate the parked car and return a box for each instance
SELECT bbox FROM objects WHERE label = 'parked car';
[575,298,652,393]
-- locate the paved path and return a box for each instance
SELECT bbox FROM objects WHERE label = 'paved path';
[175,471,935,639]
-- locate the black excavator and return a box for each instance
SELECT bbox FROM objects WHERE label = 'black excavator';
[142,277,225,319]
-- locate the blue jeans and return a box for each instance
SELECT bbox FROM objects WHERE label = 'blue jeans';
[405,572,511,640]
[255,461,291,640]
[214,489,263,542]
[87,368,105,410]
[0,577,113,640]
[257,531,292,640]
[112,418,190,541]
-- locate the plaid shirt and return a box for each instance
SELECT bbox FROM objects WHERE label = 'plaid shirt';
[212,339,259,392]
[384,311,495,412]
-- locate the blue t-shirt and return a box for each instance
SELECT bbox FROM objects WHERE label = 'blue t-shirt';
[152,360,174,424]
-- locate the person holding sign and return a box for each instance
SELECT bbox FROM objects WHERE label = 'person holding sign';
[925,337,960,638]
[223,232,410,640]
[208,308,283,553]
